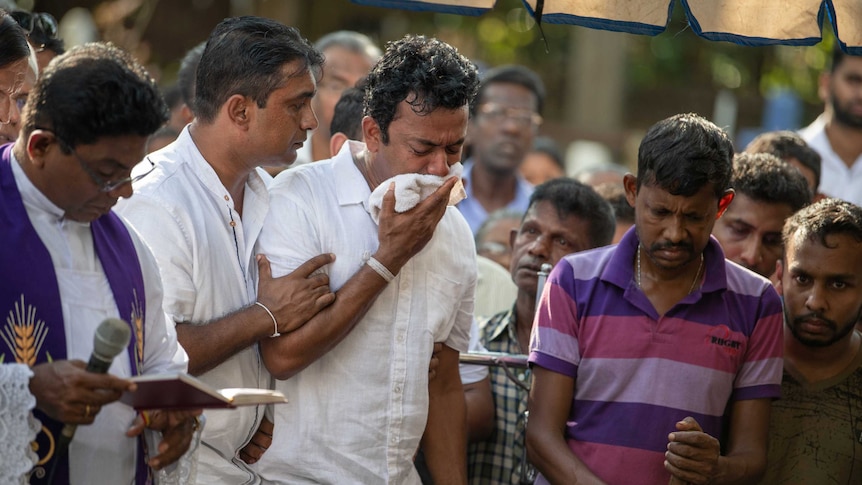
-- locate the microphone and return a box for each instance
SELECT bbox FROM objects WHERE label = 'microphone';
[59,318,131,443]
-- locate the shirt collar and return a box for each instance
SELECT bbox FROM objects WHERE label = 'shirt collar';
[11,149,69,224]
[169,126,269,210]
[333,140,372,209]
[484,304,517,344]
[601,226,727,293]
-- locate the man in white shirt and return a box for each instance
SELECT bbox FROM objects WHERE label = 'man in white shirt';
[0,42,197,484]
[253,35,479,484]
[799,48,862,205]
[287,30,380,170]
[116,17,335,484]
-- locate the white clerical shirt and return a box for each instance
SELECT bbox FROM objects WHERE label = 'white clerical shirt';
[9,156,186,484]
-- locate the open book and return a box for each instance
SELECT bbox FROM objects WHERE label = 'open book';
[120,372,288,410]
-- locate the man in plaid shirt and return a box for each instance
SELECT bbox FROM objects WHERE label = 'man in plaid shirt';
[467,178,615,484]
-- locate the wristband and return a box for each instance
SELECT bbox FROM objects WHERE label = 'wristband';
[255,301,280,337]
[366,256,395,283]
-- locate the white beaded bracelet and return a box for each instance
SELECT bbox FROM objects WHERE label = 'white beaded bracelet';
[366,256,395,283]
[255,301,280,338]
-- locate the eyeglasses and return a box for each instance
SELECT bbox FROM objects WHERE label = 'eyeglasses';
[477,103,543,128]
[73,150,155,193]
[53,135,155,192]
[10,11,59,49]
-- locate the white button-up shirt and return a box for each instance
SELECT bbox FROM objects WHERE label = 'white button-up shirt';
[800,114,862,205]
[253,141,476,484]
[116,127,270,485]
[10,158,185,484]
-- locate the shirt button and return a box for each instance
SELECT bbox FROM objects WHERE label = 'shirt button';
[229,221,236,227]
[397,333,405,343]
[224,195,229,201]
[390,436,397,444]
[394,385,402,393]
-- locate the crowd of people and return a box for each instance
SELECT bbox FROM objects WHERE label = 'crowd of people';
[0,7,860,485]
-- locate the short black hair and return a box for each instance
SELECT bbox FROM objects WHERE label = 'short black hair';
[10,10,63,56]
[22,42,167,150]
[637,113,733,199]
[0,12,31,69]
[162,83,183,110]
[784,198,862,250]
[364,34,478,144]
[594,182,634,224]
[829,45,855,73]
[528,177,615,248]
[177,41,206,113]
[732,152,811,211]
[330,83,365,141]
[472,64,545,116]
[744,130,821,190]
[195,16,323,123]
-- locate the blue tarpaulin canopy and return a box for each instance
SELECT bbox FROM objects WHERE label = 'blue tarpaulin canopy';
[352,0,862,54]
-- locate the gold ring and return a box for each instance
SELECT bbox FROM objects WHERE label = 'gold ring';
[85,404,91,418]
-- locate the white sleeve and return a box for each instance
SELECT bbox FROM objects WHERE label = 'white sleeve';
[256,174,324,280]
[117,195,197,325]
[0,364,39,484]
[458,318,489,385]
[443,215,478,354]
[128,225,188,375]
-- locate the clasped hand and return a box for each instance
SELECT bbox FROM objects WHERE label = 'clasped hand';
[665,416,720,485]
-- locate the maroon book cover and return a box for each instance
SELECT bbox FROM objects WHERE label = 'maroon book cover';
[120,373,288,410]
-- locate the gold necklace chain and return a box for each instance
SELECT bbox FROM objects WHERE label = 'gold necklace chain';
[636,244,704,294]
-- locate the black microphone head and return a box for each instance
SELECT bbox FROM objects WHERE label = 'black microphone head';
[93,318,132,362]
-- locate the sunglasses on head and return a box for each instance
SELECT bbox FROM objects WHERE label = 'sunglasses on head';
[10,11,59,40]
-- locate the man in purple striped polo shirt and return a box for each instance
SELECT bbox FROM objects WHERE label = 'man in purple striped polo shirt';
[526,113,784,485]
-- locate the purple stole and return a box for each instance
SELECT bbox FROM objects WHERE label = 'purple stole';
[0,144,149,485]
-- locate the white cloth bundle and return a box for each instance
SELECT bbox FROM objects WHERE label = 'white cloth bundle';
[368,162,466,224]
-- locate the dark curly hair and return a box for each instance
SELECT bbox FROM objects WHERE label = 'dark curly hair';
[22,42,167,151]
[732,152,811,211]
[637,113,733,199]
[784,198,862,249]
[363,34,478,144]
[195,16,323,123]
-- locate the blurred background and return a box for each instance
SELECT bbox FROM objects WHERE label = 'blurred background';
[8,0,836,172]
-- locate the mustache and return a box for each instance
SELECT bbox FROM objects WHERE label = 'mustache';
[650,242,693,252]
[792,313,836,328]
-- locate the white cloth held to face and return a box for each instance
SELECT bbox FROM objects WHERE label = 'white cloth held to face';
[367,162,466,224]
